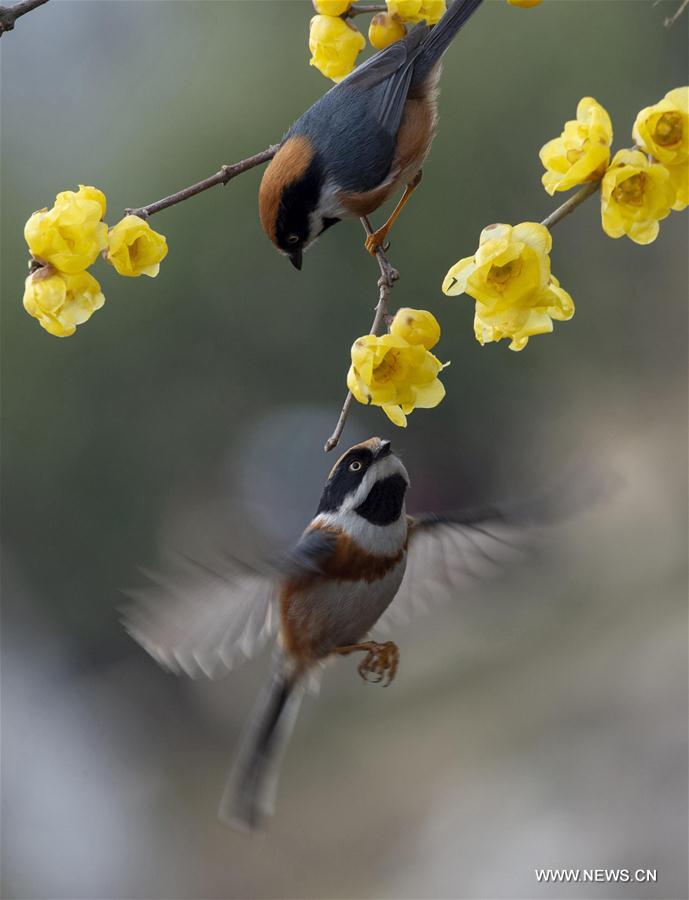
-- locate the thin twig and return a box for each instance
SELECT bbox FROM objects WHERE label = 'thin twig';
[124,145,279,220]
[324,217,399,453]
[345,4,387,17]
[540,179,601,230]
[665,0,689,25]
[0,0,49,34]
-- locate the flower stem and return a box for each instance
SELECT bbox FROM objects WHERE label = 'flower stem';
[324,217,399,453]
[124,145,279,220]
[0,0,49,34]
[540,180,601,231]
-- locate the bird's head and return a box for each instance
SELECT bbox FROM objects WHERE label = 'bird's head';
[258,136,339,270]
[316,437,409,527]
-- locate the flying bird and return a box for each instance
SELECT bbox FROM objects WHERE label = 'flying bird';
[124,436,567,831]
[258,0,484,269]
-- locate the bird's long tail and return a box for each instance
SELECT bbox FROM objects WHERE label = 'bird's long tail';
[413,0,484,84]
[219,655,303,831]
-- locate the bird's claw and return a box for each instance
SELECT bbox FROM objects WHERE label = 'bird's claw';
[364,232,390,256]
[357,640,399,687]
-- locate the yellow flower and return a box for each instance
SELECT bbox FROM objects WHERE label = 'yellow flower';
[309,15,366,82]
[23,268,105,337]
[386,0,446,25]
[389,307,440,349]
[633,87,688,211]
[506,0,543,6]
[600,149,676,244]
[539,97,613,196]
[633,87,688,167]
[312,0,354,13]
[369,12,406,50]
[106,215,168,277]
[347,312,447,426]
[24,184,108,274]
[442,222,574,351]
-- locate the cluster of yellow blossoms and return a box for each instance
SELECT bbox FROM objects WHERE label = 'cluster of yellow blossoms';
[541,90,687,244]
[23,185,168,337]
[348,308,447,426]
[308,0,542,82]
[442,88,687,352]
[443,223,572,352]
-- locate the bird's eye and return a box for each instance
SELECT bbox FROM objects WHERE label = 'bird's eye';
[286,234,300,246]
[348,460,363,473]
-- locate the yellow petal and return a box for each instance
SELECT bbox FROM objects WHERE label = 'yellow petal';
[381,404,408,427]
[386,0,424,22]
[77,185,107,219]
[390,307,441,349]
[543,277,575,321]
[369,12,406,50]
[413,377,446,409]
[442,256,475,295]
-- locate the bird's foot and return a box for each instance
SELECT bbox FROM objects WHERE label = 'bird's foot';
[333,640,400,685]
[358,640,399,685]
[364,230,391,256]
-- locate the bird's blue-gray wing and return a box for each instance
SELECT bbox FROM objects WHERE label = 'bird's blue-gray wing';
[288,26,428,192]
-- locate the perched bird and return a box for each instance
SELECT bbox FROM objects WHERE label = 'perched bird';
[258,0,484,269]
[124,437,566,831]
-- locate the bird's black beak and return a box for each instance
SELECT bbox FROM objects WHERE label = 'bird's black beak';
[376,440,392,459]
[289,247,303,271]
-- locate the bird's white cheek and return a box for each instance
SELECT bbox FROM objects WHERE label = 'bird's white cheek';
[313,510,407,557]
[307,178,347,243]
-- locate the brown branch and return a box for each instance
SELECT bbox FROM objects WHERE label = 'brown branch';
[344,3,387,17]
[324,217,399,453]
[124,145,279,220]
[0,0,49,35]
[540,179,601,231]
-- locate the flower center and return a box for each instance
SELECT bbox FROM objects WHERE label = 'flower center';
[373,350,400,383]
[488,259,522,287]
[613,172,647,207]
[653,112,683,147]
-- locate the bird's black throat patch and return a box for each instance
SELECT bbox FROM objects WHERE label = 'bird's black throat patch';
[355,474,407,527]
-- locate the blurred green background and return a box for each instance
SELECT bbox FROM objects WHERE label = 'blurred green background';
[1,1,687,898]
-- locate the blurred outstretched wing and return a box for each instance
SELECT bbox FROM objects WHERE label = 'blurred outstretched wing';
[377,467,615,632]
[122,553,279,678]
[375,508,535,633]
[122,530,338,679]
